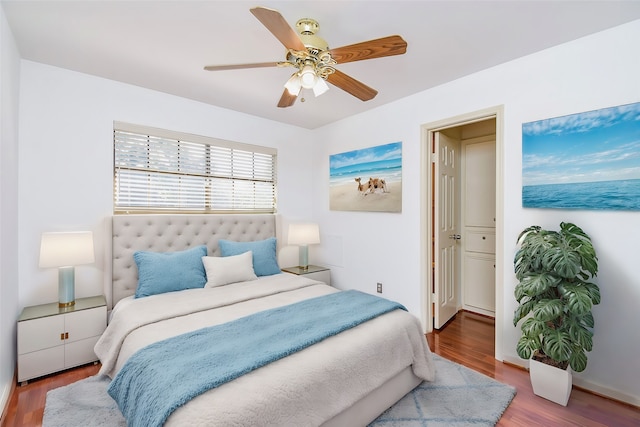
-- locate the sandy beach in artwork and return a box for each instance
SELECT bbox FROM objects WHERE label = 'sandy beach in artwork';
[330,181,402,212]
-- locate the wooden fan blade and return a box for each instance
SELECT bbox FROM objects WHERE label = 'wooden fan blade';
[204,62,279,72]
[327,70,378,101]
[277,89,297,108]
[329,35,407,64]
[250,6,306,51]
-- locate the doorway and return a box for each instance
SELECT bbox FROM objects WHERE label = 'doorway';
[420,106,504,360]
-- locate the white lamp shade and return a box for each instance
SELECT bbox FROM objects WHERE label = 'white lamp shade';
[299,65,317,89]
[312,78,329,97]
[288,223,320,246]
[39,231,95,268]
[284,73,302,96]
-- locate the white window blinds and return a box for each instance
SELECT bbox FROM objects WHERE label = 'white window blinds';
[114,122,277,213]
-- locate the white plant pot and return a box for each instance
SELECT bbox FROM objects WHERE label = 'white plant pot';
[529,358,572,406]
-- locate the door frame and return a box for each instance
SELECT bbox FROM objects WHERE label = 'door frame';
[420,105,505,360]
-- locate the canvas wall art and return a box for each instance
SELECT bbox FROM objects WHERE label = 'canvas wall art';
[522,101,640,211]
[329,142,402,212]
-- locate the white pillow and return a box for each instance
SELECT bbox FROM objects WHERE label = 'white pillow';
[202,251,257,288]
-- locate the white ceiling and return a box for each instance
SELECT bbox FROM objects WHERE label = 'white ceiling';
[3,1,640,129]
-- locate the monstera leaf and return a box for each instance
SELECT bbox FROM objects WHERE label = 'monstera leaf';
[565,317,594,352]
[532,299,564,323]
[542,328,573,362]
[516,273,561,299]
[542,247,581,278]
[516,334,541,360]
[569,347,589,372]
[558,282,595,315]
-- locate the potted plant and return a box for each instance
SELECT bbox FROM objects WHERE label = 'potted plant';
[513,222,600,406]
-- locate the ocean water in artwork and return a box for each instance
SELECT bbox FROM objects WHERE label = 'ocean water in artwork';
[523,179,640,210]
[330,157,402,186]
[522,102,640,211]
[329,141,402,187]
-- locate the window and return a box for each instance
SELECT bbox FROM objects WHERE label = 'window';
[114,122,277,214]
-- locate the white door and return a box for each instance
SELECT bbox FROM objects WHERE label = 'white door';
[434,132,460,328]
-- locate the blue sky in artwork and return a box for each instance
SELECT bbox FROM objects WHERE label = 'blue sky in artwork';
[522,102,640,186]
[330,142,401,171]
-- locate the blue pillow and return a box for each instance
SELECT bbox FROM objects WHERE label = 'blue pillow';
[218,237,280,276]
[133,245,207,298]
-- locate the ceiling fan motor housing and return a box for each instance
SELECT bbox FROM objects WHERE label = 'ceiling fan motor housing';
[296,18,329,52]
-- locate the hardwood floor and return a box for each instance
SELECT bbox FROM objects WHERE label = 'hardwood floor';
[2,311,638,426]
[1,363,100,427]
[427,311,640,427]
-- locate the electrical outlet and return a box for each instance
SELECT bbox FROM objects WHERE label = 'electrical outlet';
[377,282,382,293]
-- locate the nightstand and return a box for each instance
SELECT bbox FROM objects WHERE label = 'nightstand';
[282,265,331,286]
[17,295,107,384]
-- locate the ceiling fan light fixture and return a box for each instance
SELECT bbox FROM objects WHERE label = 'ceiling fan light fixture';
[284,73,302,96]
[299,64,317,89]
[312,77,329,97]
[206,7,408,109]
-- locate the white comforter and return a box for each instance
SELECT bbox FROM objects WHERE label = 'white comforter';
[95,273,435,426]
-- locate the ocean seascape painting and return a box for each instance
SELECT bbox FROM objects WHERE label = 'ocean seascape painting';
[522,102,640,211]
[329,142,402,212]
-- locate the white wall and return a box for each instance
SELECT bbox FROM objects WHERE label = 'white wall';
[0,4,20,414]
[312,20,640,405]
[17,61,317,308]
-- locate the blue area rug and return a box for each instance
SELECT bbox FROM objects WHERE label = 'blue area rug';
[43,354,515,426]
[369,354,516,426]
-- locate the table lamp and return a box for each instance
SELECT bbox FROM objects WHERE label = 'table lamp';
[39,231,95,307]
[288,223,320,270]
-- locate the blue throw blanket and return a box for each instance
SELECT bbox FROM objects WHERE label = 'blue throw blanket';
[108,290,406,427]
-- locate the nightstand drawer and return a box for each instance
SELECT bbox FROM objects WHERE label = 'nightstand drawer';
[18,346,64,383]
[18,315,65,354]
[65,336,100,367]
[66,306,107,343]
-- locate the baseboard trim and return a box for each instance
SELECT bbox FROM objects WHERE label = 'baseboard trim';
[502,354,526,369]
[501,355,638,408]
[0,373,16,425]
[572,378,639,408]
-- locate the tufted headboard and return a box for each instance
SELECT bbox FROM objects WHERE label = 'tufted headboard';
[111,214,277,307]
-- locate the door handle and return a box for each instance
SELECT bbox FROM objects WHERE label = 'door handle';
[449,234,461,240]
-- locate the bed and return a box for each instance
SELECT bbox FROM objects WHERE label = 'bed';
[95,214,435,426]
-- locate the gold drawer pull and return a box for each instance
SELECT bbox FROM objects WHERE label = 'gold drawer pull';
[60,333,64,341]
[65,332,69,340]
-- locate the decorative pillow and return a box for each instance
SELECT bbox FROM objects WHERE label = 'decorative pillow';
[218,237,280,276]
[133,245,207,298]
[202,251,257,288]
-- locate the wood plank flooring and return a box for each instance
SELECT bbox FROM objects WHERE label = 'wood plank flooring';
[2,310,639,426]
[428,311,640,427]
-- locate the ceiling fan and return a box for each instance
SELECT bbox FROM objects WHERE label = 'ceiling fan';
[204,6,408,108]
